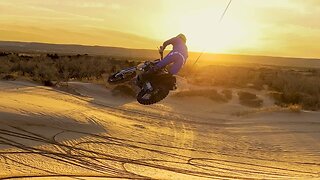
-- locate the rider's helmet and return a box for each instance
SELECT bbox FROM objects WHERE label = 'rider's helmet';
[176,33,187,43]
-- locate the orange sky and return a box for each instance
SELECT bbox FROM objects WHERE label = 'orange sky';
[0,0,319,58]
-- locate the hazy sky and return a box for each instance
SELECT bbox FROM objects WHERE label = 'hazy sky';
[0,0,319,58]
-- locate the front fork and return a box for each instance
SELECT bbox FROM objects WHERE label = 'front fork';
[136,74,154,92]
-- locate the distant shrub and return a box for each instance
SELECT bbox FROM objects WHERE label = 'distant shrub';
[281,92,304,104]
[287,104,302,113]
[0,52,10,57]
[241,98,263,108]
[267,91,283,100]
[181,62,320,110]
[238,91,257,100]
[238,91,263,108]
[246,83,264,90]
[43,80,54,87]
[277,93,319,111]
[47,53,59,60]
[19,55,33,60]
[0,63,10,74]
[174,89,228,102]
[1,53,133,83]
[221,89,232,100]
[2,74,17,81]
[183,65,265,89]
[1,53,136,86]
[301,95,319,111]
[35,63,58,85]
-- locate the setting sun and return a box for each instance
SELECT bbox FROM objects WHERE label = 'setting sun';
[181,16,259,53]
[159,0,259,53]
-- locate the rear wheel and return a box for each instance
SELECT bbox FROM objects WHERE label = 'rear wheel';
[137,85,169,105]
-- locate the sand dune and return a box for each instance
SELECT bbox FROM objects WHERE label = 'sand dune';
[0,80,319,179]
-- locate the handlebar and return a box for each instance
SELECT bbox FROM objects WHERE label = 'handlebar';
[157,47,164,60]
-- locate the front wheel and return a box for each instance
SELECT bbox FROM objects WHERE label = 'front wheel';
[137,85,169,105]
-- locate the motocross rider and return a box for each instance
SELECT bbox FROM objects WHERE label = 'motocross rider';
[156,33,188,75]
[138,34,188,91]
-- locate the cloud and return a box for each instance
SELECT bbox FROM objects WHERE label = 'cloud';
[0,2,105,22]
[0,24,160,49]
[293,0,320,7]
[109,3,121,10]
[75,2,121,9]
[77,2,106,8]
[240,25,320,58]
[256,7,320,29]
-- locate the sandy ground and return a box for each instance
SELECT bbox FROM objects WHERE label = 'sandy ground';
[0,80,319,179]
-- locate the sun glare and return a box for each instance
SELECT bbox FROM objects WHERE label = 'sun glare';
[176,8,258,53]
[186,21,256,52]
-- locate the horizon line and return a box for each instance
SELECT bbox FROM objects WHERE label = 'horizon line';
[0,40,319,60]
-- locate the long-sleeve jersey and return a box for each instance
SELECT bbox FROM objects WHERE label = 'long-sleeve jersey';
[163,37,188,61]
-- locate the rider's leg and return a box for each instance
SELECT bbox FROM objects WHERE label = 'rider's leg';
[168,55,184,75]
[155,54,176,70]
[155,54,184,75]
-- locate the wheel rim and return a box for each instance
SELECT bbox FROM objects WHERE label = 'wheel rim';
[141,88,160,100]
[137,86,169,105]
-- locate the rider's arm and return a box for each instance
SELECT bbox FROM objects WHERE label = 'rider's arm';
[160,37,177,52]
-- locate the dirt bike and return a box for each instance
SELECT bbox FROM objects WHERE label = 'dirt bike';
[107,52,177,105]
